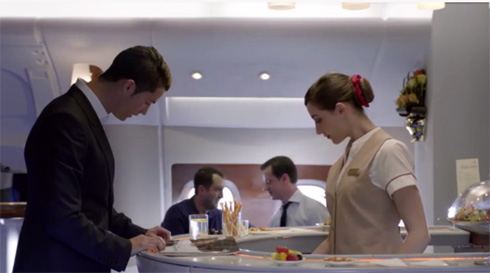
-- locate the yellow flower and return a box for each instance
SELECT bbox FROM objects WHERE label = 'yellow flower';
[407,78,416,89]
[416,74,427,85]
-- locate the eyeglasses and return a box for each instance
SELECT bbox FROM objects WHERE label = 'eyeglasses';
[264,178,273,185]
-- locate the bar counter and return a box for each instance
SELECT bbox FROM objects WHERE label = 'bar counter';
[136,226,489,272]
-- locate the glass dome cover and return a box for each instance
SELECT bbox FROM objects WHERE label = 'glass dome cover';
[447,180,490,234]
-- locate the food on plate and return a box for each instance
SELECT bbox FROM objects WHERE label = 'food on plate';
[454,206,490,222]
[250,227,274,232]
[271,246,303,261]
[324,256,356,262]
[190,238,218,247]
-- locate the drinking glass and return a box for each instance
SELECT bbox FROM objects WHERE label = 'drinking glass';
[189,214,208,239]
[238,219,249,237]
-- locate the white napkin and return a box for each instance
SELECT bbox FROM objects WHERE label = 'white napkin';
[370,258,407,267]
[161,239,197,254]
[410,260,448,267]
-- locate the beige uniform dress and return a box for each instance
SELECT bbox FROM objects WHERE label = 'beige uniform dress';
[325,128,416,254]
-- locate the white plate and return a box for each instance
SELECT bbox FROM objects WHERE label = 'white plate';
[272,259,303,266]
[324,259,358,267]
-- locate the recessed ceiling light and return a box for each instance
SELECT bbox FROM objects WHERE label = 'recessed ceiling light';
[191,72,202,80]
[268,2,296,10]
[341,2,370,10]
[416,2,445,11]
[259,72,271,80]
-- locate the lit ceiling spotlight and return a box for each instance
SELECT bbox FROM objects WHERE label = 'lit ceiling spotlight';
[341,2,370,10]
[416,2,445,10]
[268,2,296,10]
[259,72,271,80]
[191,72,202,80]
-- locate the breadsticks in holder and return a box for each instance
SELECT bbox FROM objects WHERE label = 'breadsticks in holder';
[221,200,242,237]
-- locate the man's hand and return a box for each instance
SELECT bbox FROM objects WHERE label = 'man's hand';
[146,226,172,241]
[129,234,166,256]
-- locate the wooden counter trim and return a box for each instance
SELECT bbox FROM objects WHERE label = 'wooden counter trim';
[0,202,26,218]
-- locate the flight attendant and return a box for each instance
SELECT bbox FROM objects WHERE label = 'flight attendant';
[305,72,430,254]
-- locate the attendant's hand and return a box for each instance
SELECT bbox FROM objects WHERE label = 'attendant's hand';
[146,226,172,241]
[129,234,166,256]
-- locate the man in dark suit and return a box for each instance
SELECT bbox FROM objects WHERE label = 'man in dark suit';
[13,46,172,272]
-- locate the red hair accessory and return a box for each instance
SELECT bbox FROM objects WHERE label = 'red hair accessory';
[351,74,369,107]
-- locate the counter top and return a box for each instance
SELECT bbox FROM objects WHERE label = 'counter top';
[138,251,489,272]
[136,225,485,273]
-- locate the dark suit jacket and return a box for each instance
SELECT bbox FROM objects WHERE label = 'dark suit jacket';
[13,86,147,272]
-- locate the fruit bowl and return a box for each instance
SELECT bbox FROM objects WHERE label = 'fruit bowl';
[272,259,303,266]
[270,246,303,265]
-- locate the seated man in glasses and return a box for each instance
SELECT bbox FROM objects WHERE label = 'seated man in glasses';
[262,156,329,227]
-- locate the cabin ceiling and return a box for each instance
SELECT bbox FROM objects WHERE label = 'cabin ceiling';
[1,15,431,130]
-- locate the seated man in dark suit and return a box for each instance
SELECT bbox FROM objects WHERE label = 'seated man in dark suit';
[162,167,224,235]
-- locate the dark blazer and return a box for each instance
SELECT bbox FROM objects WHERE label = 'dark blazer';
[13,86,146,272]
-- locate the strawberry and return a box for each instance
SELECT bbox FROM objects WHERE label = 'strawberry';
[286,253,299,261]
[275,246,288,253]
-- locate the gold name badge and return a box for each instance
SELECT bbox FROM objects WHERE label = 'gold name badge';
[347,168,360,177]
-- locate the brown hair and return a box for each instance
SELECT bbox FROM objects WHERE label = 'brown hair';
[194,167,224,192]
[260,156,298,184]
[99,45,172,94]
[304,72,374,111]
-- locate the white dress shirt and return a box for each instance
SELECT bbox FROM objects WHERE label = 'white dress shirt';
[75,78,109,123]
[268,189,328,227]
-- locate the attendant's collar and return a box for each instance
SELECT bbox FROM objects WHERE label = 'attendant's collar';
[345,127,380,160]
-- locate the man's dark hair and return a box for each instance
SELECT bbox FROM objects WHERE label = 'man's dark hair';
[194,167,224,192]
[99,45,172,94]
[260,156,298,183]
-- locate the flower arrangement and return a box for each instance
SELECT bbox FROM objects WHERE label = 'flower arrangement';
[396,69,427,142]
[395,69,427,112]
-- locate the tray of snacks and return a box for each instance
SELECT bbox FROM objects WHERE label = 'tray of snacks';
[447,180,490,234]
[157,237,239,256]
[249,227,287,235]
[324,256,359,267]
